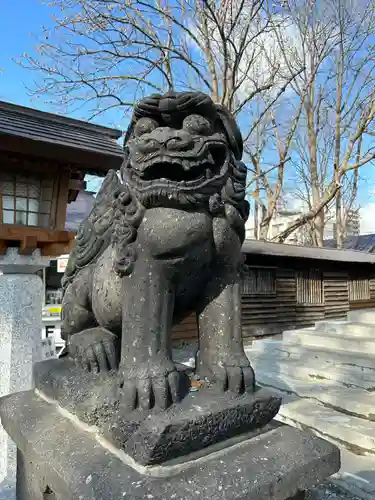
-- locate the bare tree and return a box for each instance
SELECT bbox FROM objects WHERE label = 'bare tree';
[18,0,297,121]
[270,0,375,246]
[245,95,305,239]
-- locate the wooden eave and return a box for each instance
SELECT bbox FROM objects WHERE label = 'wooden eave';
[0,101,124,175]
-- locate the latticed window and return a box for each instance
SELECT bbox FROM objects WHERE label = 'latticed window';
[0,172,54,228]
[296,268,323,304]
[348,275,370,301]
[241,266,276,295]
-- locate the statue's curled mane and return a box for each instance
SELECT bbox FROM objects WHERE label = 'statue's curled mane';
[63,91,249,285]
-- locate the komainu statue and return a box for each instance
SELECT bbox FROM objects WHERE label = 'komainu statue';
[36,91,281,465]
[61,91,256,411]
[0,91,340,492]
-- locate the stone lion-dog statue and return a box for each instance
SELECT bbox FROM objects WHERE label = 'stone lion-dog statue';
[61,91,255,412]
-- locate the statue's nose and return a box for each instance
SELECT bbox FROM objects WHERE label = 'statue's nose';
[137,127,194,154]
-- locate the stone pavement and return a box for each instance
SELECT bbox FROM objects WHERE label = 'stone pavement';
[307,483,361,500]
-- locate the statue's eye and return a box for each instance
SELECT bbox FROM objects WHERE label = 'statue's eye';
[134,118,158,137]
[183,114,213,135]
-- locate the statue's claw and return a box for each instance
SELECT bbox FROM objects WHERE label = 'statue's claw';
[199,352,255,394]
[69,327,120,374]
[118,358,189,411]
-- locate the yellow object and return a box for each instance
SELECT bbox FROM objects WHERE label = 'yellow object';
[49,307,62,313]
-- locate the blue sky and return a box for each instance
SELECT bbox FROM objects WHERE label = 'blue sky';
[0,0,123,192]
[1,0,375,232]
[1,0,120,125]
[1,2,58,111]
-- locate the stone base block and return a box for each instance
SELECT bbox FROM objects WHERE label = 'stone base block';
[33,358,282,465]
[0,390,340,500]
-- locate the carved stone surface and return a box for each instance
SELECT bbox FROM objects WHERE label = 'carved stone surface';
[60,91,254,410]
[0,390,340,500]
[0,92,342,498]
[28,91,285,461]
[26,91,286,461]
[34,358,281,465]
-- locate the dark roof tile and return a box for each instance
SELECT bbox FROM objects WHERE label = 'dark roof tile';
[0,101,123,160]
[324,234,375,253]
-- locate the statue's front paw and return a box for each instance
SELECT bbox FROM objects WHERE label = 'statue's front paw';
[69,327,119,374]
[200,353,255,394]
[118,358,189,411]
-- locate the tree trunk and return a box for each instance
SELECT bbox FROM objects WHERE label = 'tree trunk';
[336,191,344,249]
[306,96,323,247]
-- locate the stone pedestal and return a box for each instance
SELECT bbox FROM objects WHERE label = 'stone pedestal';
[0,249,49,500]
[0,390,340,500]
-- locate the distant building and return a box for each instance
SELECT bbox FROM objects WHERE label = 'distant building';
[246,203,360,246]
[331,209,360,240]
[245,207,312,245]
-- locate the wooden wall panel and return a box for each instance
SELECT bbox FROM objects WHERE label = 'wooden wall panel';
[323,271,349,320]
[171,313,198,342]
[350,276,375,310]
[241,268,297,338]
[168,264,375,343]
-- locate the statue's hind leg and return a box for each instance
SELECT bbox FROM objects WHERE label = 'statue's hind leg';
[61,271,119,373]
[61,283,96,339]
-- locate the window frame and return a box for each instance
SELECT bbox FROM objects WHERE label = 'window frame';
[296,268,324,305]
[0,171,56,229]
[241,265,277,296]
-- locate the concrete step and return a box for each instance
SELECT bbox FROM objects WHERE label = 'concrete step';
[282,329,375,355]
[247,340,375,372]
[247,351,375,390]
[316,320,375,338]
[348,309,375,324]
[331,448,375,500]
[273,398,375,499]
[275,398,375,462]
[267,394,375,499]
[254,369,375,421]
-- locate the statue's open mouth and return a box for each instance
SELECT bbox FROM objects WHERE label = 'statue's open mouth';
[137,156,218,183]
[126,141,229,192]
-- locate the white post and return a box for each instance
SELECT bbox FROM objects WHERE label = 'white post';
[0,248,50,500]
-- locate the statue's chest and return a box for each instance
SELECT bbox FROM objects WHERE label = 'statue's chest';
[138,208,213,258]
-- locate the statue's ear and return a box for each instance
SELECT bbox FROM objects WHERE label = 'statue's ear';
[215,104,243,161]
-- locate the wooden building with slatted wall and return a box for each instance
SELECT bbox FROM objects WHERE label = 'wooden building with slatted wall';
[171,241,375,342]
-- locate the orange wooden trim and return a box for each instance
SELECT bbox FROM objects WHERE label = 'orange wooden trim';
[40,239,76,257]
[0,228,76,258]
[19,235,39,255]
[0,226,76,243]
[55,171,70,231]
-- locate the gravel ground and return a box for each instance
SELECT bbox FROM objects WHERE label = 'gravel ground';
[306,483,360,500]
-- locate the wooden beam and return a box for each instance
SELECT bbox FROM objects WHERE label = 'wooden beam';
[55,172,70,231]
[40,239,76,257]
[0,226,76,243]
[19,235,38,255]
